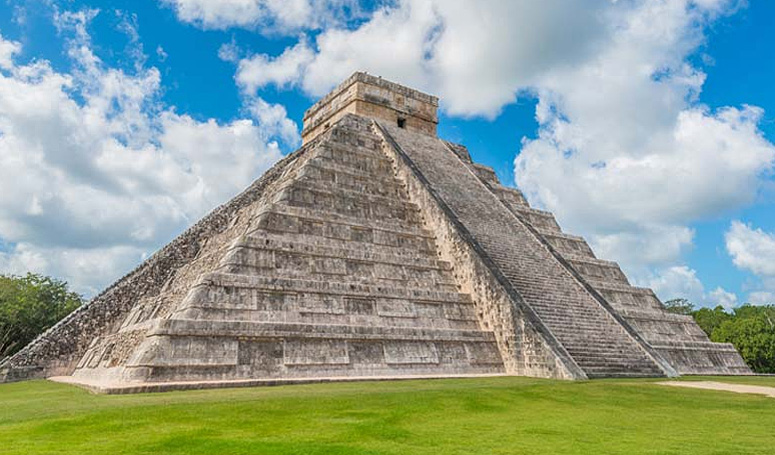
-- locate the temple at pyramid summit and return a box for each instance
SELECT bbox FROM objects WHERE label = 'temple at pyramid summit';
[0,72,750,393]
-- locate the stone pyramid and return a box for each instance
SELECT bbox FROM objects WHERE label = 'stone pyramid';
[0,73,749,393]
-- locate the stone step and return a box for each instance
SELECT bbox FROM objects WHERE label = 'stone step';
[585,369,665,379]
[533,229,596,258]
[196,272,474,305]
[510,206,562,232]
[544,324,628,338]
[150,319,498,343]
[251,206,435,253]
[564,256,629,285]
[649,340,740,352]
[326,125,382,150]
[526,305,614,319]
[616,308,695,323]
[490,184,529,208]
[295,161,408,199]
[217,264,459,293]
[276,178,417,212]
[304,156,400,186]
[177,284,480,328]
[220,241,456,289]
[314,148,394,175]
[273,183,422,225]
[577,362,661,374]
[564,344,650,356]
[175,305,481,331]
[569,353,655,363]
[235,231,451,271]
[254,204,433,240]
[316,142,393,165]
[585,280,665,311]
[119,334,506,383]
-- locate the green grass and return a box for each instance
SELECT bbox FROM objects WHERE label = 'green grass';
[1,376,774,454]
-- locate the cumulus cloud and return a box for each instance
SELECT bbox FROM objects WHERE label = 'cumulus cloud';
[515,1,774,277]
[162,0,367,32]
[748,292,775,306]
[726,221,775,278]
[231,0,614,117]
[0,12,294,295]
[644,266,738,309]
[725,221,775,304]
[709,287,739,309]
[234,39,315,93]
[0,33,20,70]
[645,266,707,304]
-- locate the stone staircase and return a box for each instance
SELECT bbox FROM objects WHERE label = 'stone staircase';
[461,144,750,375]
[379,121,667,379]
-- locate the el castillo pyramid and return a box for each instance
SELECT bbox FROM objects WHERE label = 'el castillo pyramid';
[0,73,750,393]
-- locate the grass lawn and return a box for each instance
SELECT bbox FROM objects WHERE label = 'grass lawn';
[1,376,774,454]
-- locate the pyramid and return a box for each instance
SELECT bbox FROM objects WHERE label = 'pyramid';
[0,73,749,393]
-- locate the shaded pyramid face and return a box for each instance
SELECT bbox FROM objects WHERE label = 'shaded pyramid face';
[378,122,749,377]
[0,73,749,392]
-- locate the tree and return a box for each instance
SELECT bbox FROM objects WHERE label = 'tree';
[711,305,775,374]
[663,298,695,315]
[660,298,775,373]
[692,305,732,337]
[0,273,84,360]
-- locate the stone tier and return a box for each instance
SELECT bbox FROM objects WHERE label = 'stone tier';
[251,206,435,253]
[217,236,457,291]
[534,229,596,259]
[509,206,563,233]
[563,254,630,286]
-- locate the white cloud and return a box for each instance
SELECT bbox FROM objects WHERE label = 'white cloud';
[709,287,738,310]
[0,244,146,297]
[0,33,20,70]
[645,265,706,304]
[512,0,774,277]
[232,0,614,117]
[726,221,775,277]
[234,39,315,93]
[245,97,300,146]
[748,292,775,306]
[643,265,739,309]
[162,0,365,32]
[725,221,775,304]
[0,12,293,295]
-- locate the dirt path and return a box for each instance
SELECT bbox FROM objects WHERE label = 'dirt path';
[658,381,775,398]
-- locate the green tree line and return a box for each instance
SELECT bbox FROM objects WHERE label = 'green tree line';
[665,298,775,373]
[0,273,84,361]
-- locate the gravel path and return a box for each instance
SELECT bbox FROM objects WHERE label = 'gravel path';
[658,381,775,398]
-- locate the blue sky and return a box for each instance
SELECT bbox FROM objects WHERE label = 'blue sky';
[0,0,774,308]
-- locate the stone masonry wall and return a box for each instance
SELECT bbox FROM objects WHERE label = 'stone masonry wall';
[302,72,438,144]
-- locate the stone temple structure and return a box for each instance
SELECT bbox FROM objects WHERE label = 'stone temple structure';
[0,73,750,393]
